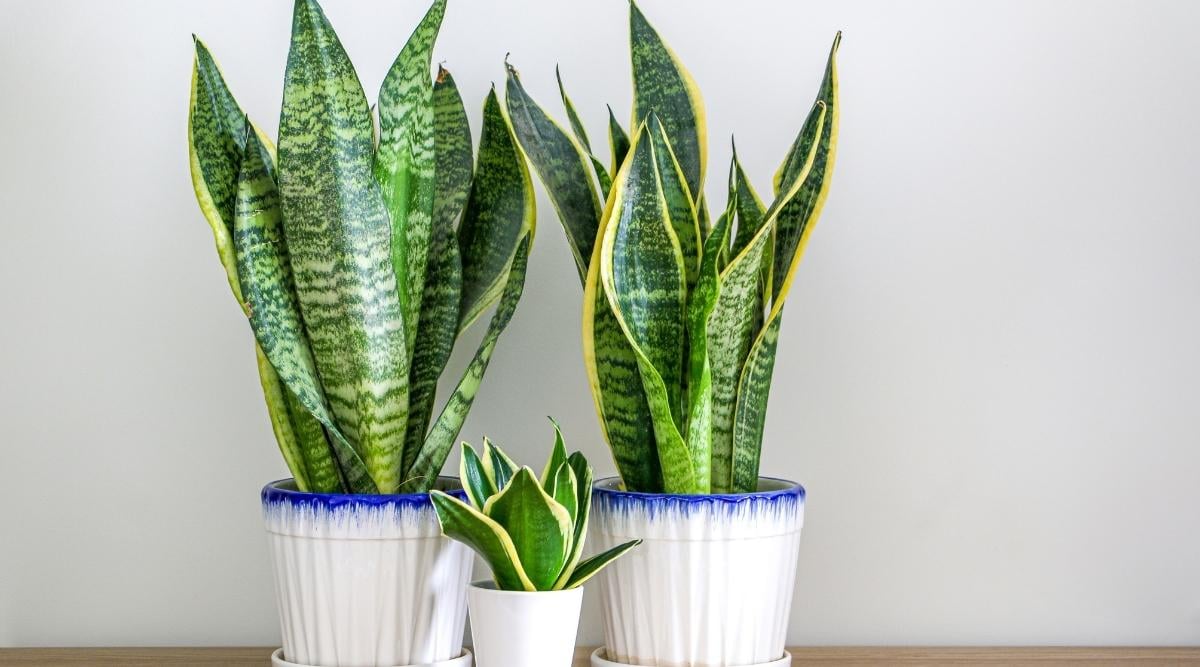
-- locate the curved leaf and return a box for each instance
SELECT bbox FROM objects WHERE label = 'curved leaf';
[482,467,572,590]
[401,236,532,492]
[647,114,700,286]
[731,315,781,493]
[770,32,841,306]
[552,451,593,589]
[460,443,496,510]
[458,89,536,332]
[563,539,641,589]
[431,490,534,591]
[708,103,825,492]
[234,130,374,493]
[607,105,631,175]
[599,127,696,493]
[630,1,706,199]
[557,67,613,199]
[404,66,471,472]
[375,0,445,353]
[279,0,409,492]
[505,63,601,283]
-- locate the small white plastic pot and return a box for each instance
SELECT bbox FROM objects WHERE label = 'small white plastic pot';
[466,580,584,667]
[270,647,473,667]
[589,477,805,667]
[262,478,474,667]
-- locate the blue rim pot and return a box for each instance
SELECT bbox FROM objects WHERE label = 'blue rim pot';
[261,478,474,667]
[588,477,806,667]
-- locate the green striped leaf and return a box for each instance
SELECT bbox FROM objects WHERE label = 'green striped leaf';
[647,114,700,286]
[557,67,614,199]
[431,490,535,591]
[188,39,334,492]
[279,0,409,493]
[403,66,471,473]
[254,350,314,491]
[482,467,572,591]
[770,33,840,306]
[583,266,662,492]
[234,130,374,494]
[401,236,532,492]
[556,66,592,152]
[607,105,630,176]
[731,315,781,493]
[682,179,735,494]
[729,142,768,258]
[563,539,641,589]
[731,35,840,491]
[630,1,706,199]
[708,103,826,492]
[458,89,536,332]
[505,63,601,283]
[599,127,696,493]
[375,0,444,355]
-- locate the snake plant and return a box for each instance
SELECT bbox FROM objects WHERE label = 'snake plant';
[431,424,640,591]
[505,4,839,494]
[188,0,534,495]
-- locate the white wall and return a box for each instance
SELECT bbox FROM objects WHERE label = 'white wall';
[2,0,1198,648]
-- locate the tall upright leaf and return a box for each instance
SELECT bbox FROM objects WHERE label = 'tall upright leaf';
[458,89,536,332]
[402,235,532,492]
[404,66,472,472]
[505,64,601,283]
[233,131,373,493]
[727,37,840,492]
[630,1,706,199]
[189,38,325,491]
[607,105,631,175]
[557,67,614,198]
[279,0,409,493]
[770,32,841,306]
[375,0,444,357]
[599,127,696,492]
[647,115,700,286]
[709,103,825,492]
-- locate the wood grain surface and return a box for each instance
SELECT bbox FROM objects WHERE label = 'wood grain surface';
[1,646,1198,665]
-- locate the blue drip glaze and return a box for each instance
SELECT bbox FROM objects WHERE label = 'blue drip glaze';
[261,477,467,513]
[592,476,805,519]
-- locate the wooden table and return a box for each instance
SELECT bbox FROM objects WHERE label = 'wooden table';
[1,647,1198,665]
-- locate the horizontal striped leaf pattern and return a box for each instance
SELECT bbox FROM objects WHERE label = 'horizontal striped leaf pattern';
[599,127,696,493]
[187,0,536,495]
[458,89,536,332]
[505,63,601,283]
[403,67,471,473]
[402,235,532,492]
[279,0,409,493]
[375,0,444,355]
[630,1,706,199]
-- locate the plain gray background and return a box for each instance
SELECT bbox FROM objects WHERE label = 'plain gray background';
[2,0,1198,648]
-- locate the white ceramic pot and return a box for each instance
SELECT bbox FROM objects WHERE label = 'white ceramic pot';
[270,648,473,667]
[467,580,584,667]
[589,477,806,667]
[262,478,475,667]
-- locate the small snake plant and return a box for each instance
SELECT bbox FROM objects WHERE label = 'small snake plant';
[432,425,640,591]
[188,0,534,494]
[504,4,840,494]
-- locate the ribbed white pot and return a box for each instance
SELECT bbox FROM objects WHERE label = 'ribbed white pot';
[467,581,584,667]
[262,478,475,667]
[589,477,805,667]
